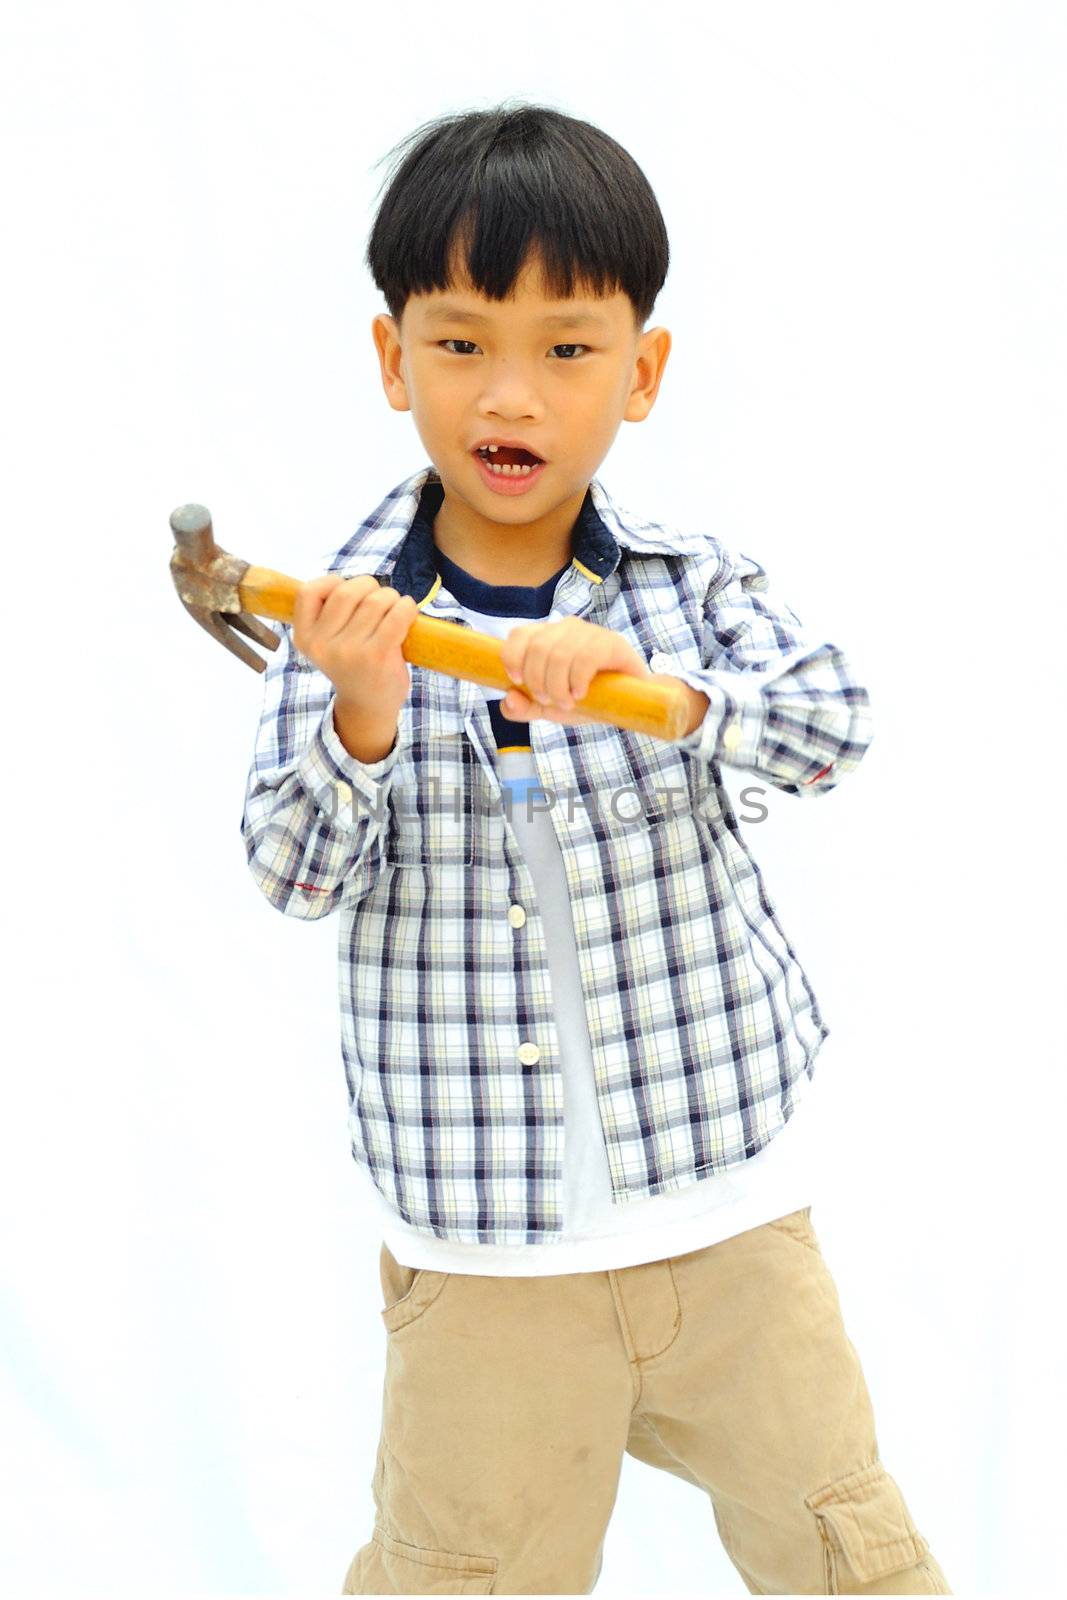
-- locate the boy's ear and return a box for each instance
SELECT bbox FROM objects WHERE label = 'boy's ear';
[624,325,672,424]
[371,313,411,413]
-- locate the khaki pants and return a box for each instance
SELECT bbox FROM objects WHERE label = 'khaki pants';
[342,1207,951,1595]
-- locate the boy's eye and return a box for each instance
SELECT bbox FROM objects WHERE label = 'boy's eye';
[437,340,588,360]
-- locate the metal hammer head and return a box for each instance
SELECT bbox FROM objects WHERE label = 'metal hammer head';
[169,504,281,672]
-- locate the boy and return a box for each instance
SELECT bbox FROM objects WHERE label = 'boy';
[242,104,950,1596]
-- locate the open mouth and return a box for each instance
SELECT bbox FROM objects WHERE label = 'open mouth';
[472,444,545,476]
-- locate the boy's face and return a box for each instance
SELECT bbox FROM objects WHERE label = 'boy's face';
[371,249,671,530]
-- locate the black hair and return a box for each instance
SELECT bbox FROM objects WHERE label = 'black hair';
[364,101,669,333]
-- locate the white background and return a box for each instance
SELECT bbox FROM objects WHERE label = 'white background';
[2,3,1064,1595]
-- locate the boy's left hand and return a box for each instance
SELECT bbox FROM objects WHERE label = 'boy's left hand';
[499,618,654,726]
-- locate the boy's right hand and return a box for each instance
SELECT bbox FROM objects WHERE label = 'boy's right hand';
[291,574,420,726]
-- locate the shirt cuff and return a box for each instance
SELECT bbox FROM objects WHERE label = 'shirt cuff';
[662,665,766,768]
[296,698,402,830]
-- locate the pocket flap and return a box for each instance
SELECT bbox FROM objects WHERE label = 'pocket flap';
[805,1461,930,1583]
[371,1524,497,1593]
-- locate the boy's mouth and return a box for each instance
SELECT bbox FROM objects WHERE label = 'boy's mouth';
[471,446,548,495]
[472,442,545,472]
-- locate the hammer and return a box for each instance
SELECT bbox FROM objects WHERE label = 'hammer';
[169,503,693,742]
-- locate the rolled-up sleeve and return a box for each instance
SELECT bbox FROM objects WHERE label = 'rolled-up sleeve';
[240,620,402,917]
[665,548,874,796]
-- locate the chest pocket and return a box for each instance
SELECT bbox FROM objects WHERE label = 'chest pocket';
[382,695,478,867]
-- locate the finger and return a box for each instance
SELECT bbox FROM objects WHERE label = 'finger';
[374,591,420,648]
[540,649,571,708]
[502,690,600,728]
[316,575,390,644]
[544,643,601,709]
[565,642,651,709]
[500,623,539,689]
[516,633,555,703]
[501,689,532,720]
[335,584,413,652]
[567,651,609,707]
[530,621,589,705]
[292,573,345,647]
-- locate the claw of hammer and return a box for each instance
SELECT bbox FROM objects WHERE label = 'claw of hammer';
[169,504,282,672]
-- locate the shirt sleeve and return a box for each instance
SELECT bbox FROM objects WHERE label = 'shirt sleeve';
[240,619,402,917]
[664,546,874,796]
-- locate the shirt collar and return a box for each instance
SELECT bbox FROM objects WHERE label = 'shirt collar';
[323,463,709,608]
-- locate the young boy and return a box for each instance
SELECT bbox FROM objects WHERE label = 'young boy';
[242,104,950,1596]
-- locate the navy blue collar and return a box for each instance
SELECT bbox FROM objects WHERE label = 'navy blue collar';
[386,476,621,609]
[434,541,569,618]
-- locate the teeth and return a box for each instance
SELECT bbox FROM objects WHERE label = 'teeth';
[476,446,541,476]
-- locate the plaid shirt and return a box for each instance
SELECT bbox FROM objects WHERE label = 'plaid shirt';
[241,465,873,1246]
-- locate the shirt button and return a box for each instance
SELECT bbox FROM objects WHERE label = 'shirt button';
[517,1042,540,1066]
[721,719,742,750]
[649,652,671,673]
[507,904,527,928]
[334,780,352,809]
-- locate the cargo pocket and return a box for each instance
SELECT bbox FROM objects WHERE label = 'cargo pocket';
[368,1524,497,1594]
[379,1242,450,1334]
[805,1460,933,1593]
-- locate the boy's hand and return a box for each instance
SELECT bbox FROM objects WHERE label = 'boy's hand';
[292,574,420,725]
[499,618,654,726]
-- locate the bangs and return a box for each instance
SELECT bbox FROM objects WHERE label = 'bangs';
[366,104,669,330]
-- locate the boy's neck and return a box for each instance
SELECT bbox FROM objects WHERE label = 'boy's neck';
[432,483,586,587]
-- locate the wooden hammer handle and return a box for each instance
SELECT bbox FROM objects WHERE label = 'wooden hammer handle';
[239,565,694,743]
